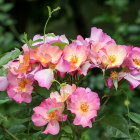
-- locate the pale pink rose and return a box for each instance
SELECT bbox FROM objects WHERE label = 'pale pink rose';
[33,44,70,89]
[50,84,76,102]
[99,44,127,69]
[86,27,115,65]
[69,87,100,128]
[63,44,88,72]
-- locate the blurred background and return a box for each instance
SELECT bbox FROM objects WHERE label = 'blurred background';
[0,0,140,139]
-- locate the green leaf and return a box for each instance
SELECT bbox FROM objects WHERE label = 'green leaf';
[0,67,7,76]
[47,6,52,18]
[51,42,68,50]
[0,113,8,122]
[8,124,26,133]
[11,48,21,59]
[47,107,62,114]
[46,33,55,37]
[101,114,130,138]
[128,112,140,125]
[0,98,11,104]
[52,6,61,13]
[0,3,14,12]
[130,126,140,139]
[113,80,118,90]
[61,125,72,134]
[60,82,66,88]
[24,32,32,48]
[0,48,21,66]
[32,39,43,43]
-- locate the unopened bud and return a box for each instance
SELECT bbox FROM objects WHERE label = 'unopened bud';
[124,100,130,106]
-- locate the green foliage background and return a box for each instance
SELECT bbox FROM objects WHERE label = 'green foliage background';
[0,0,140,139]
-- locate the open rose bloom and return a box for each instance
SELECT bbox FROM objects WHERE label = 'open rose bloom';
[32,98,67,135]
[0,27,140,137]
[69,87,100,128]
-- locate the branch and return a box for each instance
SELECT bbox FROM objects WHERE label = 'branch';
[0,124,19,140]
[66,119,80,139]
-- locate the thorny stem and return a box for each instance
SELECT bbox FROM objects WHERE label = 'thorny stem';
[0,124,19,140]
[36,91,45,99]
[100,95,111,110]
[100,89,114,110]
[66,119,80,139]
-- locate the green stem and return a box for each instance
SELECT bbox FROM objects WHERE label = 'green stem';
[52,79,61,85]
[66,119,80,139]
[0,124,19,140]
[44,17,50,43]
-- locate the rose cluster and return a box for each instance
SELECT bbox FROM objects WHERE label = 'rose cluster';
[0,27,140,135]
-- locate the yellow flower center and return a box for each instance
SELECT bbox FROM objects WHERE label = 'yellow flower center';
[18,78,30,89]
[110,71,118,80]
[80,103,89,112]
[71,56,78,64]
[108,55,116,64]
[48,112,56,120]
[40,58,48,64]
[133,59,140,66]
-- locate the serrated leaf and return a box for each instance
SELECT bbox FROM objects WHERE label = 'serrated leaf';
[24,33,32,48]
[113,80,118,90]
[0,52,11,66]
[128,112,140,125]
[0,48,21,66]
[101,114,130,138]
[51,42,68,50]
[0,67,7,76]
[47,107,62,114]
[11,48,21,59]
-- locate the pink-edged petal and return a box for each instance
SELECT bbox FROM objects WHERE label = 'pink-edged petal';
[42,121,60,135]
[79,61,92,76]
[59,35,69,44]
[90,27,103,41]
[50,91,61,102]
[32,113,48,126]
[13,94,23,103]
[124,74,140,90]
[73,116,92,128]
[56,59,70,72]
[34,69,54,89]
[21,93,32,103]
[0,76,9,91]
[33,106,47,117]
